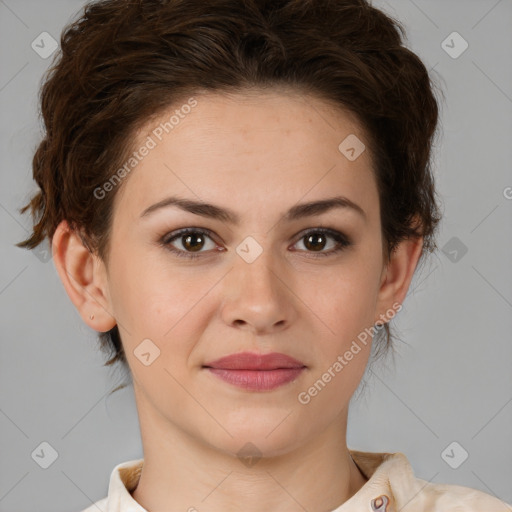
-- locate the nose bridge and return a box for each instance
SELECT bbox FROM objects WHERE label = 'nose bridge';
[220,234,294,331]
[233,235,282,297]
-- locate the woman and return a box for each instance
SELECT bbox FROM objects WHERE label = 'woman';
[17,0,511,510]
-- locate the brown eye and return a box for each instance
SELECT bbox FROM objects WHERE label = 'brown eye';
[160,228,217,259]
[181,232,206,252]
[303,232,328,252]
[292,228,352,258]
[160,226,351,261]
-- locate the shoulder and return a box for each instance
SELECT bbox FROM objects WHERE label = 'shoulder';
[404,477,512,511]
[348,450,511,512]
[383,452,511,512]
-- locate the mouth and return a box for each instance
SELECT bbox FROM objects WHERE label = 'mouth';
[203,351,306,370]
[202,351,307,391]
[203,367,306,391]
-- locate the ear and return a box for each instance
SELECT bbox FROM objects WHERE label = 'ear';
[374,233,424,325]
[51,220,117,332]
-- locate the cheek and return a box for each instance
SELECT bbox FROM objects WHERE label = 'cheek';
[105,241,172,345]
[294,262,379,393]
[302,264,379,335]
[107,248,217,357]
[300,285,374,412]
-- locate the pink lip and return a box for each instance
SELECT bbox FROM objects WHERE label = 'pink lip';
[204,352,305,370]
[203,352,306,391]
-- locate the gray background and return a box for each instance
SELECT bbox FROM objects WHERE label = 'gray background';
[1,0,511,511]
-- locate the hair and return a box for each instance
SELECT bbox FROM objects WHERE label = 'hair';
[17,0,443,387]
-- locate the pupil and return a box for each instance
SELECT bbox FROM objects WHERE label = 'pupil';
[305,233,325,251]
[184,234,204,252]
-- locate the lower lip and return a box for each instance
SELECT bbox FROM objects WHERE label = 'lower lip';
[205,367,305,391]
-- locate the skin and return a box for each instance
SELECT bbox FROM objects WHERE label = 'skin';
[52,89,423,512]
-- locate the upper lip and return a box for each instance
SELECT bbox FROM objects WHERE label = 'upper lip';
[203,352,306,370]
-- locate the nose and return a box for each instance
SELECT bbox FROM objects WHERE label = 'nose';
[219,246,298,335]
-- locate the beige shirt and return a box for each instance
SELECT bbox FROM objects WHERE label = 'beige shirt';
[80,450,512,511]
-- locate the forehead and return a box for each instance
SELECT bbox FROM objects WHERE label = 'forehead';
[113,90,378,222]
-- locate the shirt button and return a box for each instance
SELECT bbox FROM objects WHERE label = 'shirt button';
[371,494,390,511]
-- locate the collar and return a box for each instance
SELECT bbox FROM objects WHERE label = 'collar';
[98,449,511,511]
[333,450,412,511]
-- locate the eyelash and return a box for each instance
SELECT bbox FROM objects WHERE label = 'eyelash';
[158,227,352,260]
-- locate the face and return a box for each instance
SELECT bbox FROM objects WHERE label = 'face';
[91,90,392,456]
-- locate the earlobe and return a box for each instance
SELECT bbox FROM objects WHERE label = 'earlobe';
[51,220,116,332]
[374,234,424,325]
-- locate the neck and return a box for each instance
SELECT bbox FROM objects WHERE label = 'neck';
[130,393,368,512]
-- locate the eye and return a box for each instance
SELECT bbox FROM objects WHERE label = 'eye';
[291,228,352,258]
[159,228,219,259]
[159,227,352,260]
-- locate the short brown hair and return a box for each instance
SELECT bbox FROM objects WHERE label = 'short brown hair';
[17,0,443,373]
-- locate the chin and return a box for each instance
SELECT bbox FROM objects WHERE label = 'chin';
[201,421,306,461]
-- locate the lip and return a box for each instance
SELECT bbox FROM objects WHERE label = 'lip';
[203,352,307,391]
[204,351,306,370]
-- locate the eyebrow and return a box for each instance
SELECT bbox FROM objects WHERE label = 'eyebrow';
[140,195,366,223]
